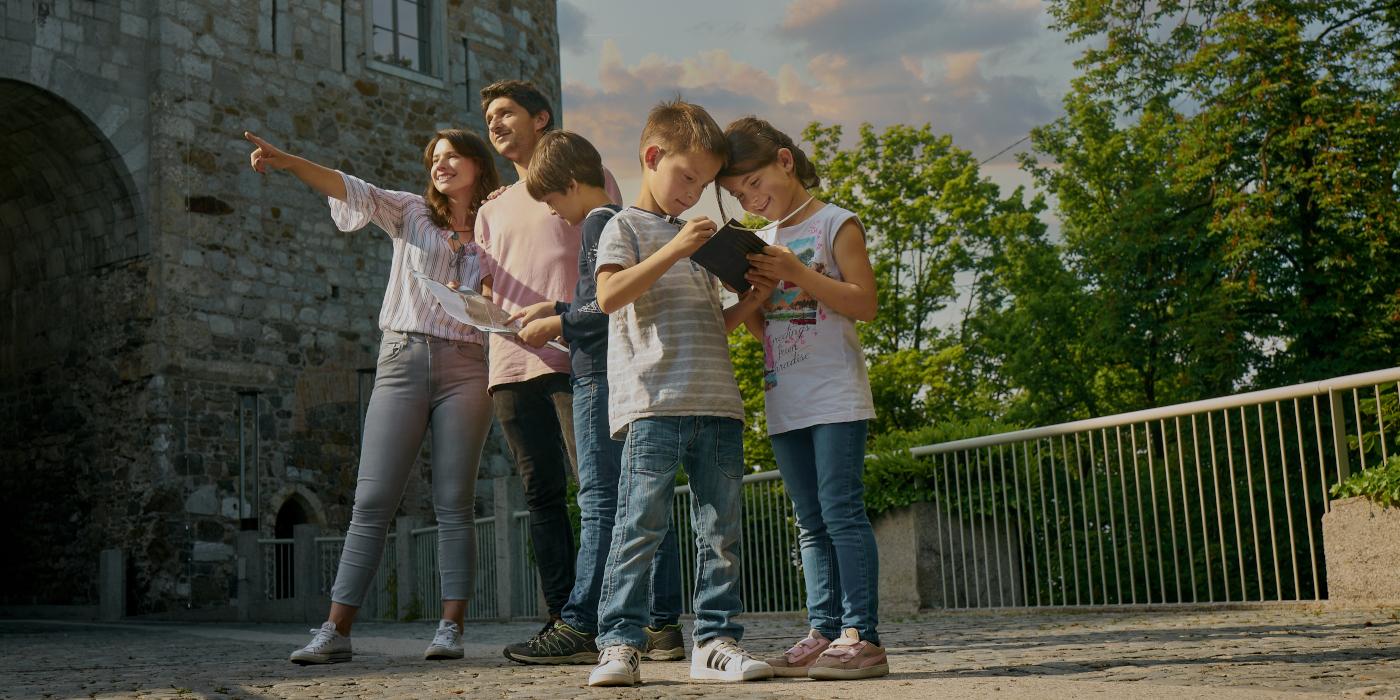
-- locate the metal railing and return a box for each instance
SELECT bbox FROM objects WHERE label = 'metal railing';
[412,517,499,621]
[314,534,396,620]
[511,511,541,619]
[258,538,294,600]
[252,471,808,619]
[907,367,1400,609]
[673,470,804,614]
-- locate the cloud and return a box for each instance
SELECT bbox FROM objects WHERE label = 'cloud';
[561,1,1063,175]
[563,40,820,171]
[779,0,1043,58]
[557,1,589,55]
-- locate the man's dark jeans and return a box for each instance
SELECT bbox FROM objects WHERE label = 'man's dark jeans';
[492,372,577,617]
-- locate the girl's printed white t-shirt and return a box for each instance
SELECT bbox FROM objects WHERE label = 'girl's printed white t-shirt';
[760,203,876,435]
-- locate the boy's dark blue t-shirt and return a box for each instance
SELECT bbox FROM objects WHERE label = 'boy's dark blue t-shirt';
[555,204,621,377]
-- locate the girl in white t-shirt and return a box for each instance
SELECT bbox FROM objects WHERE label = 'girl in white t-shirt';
[717,117,887,681]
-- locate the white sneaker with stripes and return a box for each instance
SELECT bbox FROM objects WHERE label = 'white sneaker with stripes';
[588,644,642,687]
[689,637,774,682]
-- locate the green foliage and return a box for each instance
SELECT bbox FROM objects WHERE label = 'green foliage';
[802,122,1044,431]
[863,418,1021,517]
[713,2,1400,608]
[1331,456,1400,508]
[1043,0,1400,390]
[728,327,774,471]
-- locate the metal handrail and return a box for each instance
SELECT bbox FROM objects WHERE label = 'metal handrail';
[895,365,1399,609]
[673,467,783,495]
[910,367,1400,457]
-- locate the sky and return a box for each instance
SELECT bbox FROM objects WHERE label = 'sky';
[555,0,1085,224]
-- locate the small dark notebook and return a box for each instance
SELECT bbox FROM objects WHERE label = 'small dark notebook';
[689,220,769,292]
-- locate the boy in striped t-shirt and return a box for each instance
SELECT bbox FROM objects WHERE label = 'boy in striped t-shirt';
[586,99,777,687]
[500,131,686,665]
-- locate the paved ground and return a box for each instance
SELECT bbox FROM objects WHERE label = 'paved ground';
[2,605,1398,699]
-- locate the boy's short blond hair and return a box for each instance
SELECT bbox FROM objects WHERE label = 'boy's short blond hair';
[639,98,728,164]
[525,131,606,200]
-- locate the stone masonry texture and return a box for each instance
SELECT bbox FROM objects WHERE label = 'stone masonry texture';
[0,0,559,614]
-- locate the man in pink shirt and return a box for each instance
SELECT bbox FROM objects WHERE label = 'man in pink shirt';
[475,80,621,629]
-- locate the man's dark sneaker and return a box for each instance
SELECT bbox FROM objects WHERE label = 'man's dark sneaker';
[503,620,598,665]
[643,623,685,661]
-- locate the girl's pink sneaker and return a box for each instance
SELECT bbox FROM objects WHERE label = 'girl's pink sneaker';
[766,629,831,677]
[809,628,889,680]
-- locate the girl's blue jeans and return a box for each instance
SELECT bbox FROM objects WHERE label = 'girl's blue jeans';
[771,419,880,645]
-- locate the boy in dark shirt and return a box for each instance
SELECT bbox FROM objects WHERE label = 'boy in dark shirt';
[503,130,684,664]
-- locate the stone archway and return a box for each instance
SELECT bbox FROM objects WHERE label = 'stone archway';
[0,79,151,607]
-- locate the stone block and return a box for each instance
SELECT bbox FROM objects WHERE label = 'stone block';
[185,484,220,515]
[34,18,61,50]
[158,16,193,50]
[193,541,234,562]
[1322,496,1400,603]
[873,500,1024,612]
[120,12,148,38]
[208,314,236,336]
[473,7,504,36]
[29,45,53,86]
[195,33,223,58]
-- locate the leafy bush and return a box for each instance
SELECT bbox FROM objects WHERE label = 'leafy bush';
[863,418,1020,517]
[1330,455,1400,508]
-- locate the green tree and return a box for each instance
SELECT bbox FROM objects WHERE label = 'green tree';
[1046,0,1400,387]
[729,326,773,471]
[963,189,1101,425]
[803,123,1043,433]
[1017,93,1256,419]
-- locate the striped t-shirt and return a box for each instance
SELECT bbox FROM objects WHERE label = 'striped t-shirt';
[329,172,484,344]
[595,207,744,438]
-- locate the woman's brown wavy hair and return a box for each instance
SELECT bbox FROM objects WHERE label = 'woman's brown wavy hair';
[422,128,500,229]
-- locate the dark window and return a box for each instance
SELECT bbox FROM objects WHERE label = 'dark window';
[371,0,434,74]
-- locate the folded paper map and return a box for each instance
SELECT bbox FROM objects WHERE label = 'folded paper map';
[412,270,567,352]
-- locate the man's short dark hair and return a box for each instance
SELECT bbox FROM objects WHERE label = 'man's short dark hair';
[525,131,606,200]
[479,80,554,132]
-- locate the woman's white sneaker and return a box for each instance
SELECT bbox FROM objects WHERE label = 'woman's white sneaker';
[690,637,774,682]
[589,644,642,687]
[424,619,464,660]
[289,621,352,665]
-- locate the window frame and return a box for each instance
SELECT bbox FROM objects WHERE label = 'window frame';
[363,0,448,88]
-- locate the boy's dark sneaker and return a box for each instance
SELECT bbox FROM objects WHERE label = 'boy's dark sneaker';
[502,620,598,665]
[643,623,686,661]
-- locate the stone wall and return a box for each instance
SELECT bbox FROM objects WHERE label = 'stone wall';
[1,0,559,614]
[874,501,1025,612]
[1322,496,1400,603]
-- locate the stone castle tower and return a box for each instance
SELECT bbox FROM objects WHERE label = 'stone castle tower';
[1,0,560,614]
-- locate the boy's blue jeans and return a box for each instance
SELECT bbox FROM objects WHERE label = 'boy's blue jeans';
[597,415,746,649]
[771,420,880,645]
[561,374,682,634]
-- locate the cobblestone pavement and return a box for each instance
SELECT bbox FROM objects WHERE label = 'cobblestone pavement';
[2,605,1398,699]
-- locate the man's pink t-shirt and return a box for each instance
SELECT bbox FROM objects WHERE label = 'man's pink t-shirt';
[475,167,621,389]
